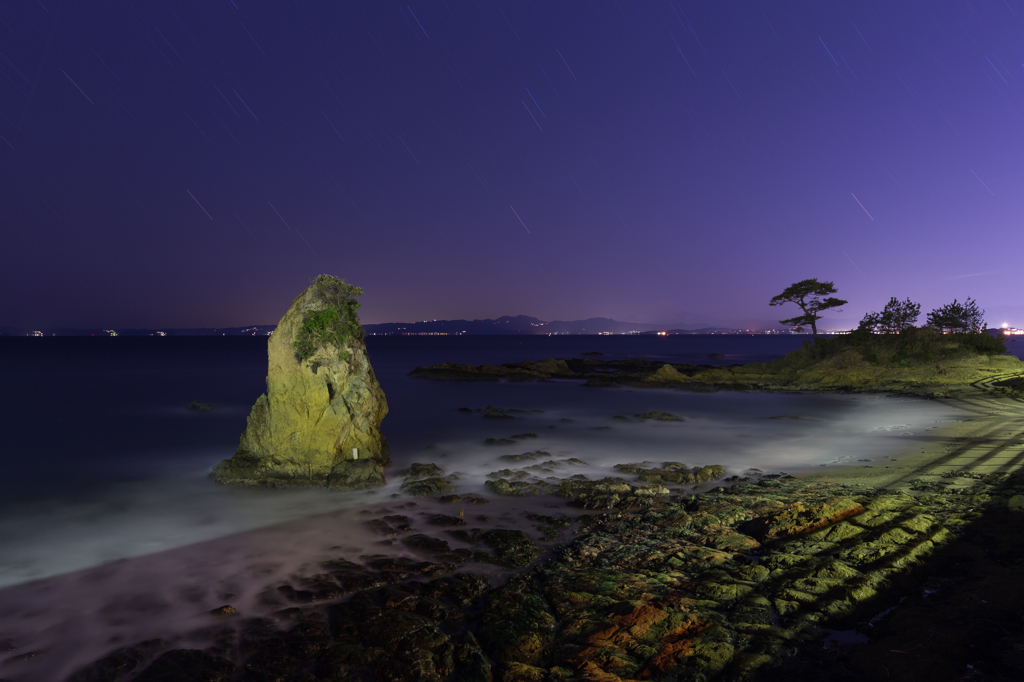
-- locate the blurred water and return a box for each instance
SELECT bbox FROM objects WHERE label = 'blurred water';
[0,335,970,679]
[0,335,965,586]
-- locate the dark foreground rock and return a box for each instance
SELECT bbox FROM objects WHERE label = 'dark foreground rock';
[68,468,1024,682]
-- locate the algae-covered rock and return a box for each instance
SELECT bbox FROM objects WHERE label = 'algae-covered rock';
[401,477,455,497]
[741,497,865,542]
[477,573,555,665]
[635,411,684,421]
[478,529,539,568]
[211,276,389,490]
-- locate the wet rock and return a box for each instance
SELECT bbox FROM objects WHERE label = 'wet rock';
[439,493,488,504]
[499,450,551,462]
[401,534,454,555]
[67,640,165,682]
[1009,494,1024,511]
[635,411,684,421]
[742,497,866,542]
[133,649,235,682]
[398,462,445,479]
[400,476,455,497]
[477,573,555,666]
[510,432,538,439]
[479,529,539,568]
[364,519,397,536]
[484,410,515,419]
[425,513,465,527]
[382,514,411,531]
[454,632,493,681]
[185,401,217,412]
[484,478,528,497]
[446,528,482,544]
[208,605,236,617]
[688,464,727,483]
[487,468,530,480]
[485,438,518,445]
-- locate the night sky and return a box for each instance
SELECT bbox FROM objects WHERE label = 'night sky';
[2,1,1022,330]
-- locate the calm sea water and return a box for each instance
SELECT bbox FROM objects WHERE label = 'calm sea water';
[0,334,977,679]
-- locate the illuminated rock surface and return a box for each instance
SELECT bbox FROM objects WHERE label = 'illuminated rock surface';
[211,280,389,490]
[67,463,1024,681]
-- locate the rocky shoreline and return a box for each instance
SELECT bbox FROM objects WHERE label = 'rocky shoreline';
[56,380,1024,682]
[408,330,1023,396]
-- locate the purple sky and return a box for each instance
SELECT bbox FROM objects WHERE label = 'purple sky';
[1,1,1022,329]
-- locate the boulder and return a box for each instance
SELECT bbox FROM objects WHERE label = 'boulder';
[211,276,389,490]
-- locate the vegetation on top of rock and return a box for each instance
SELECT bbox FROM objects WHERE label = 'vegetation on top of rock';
[858,296,921,333]
[794,325,1006,366]
[927,296,986,333]
[293,274,364,364]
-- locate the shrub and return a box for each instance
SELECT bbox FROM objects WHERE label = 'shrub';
[858,297,921,334]
[293,275,364,364]
[927,298,985,333]
[778,325,1004,369]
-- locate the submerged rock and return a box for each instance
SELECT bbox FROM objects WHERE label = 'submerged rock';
[211,276,389,490]
[401,477,455,497]
[635,411,684,421]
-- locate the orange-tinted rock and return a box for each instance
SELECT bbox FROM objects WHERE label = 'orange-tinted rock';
[740,497,865,543]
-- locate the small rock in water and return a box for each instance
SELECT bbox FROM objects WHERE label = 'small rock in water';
[400,477,455,496]
[398,462,445,479]
[483,411,515,419]
[634,411,684,421]
[185,401,217,412]
[382,515,411,531]
[510,432,538,439]
[364,519,398,536]
[425,514,466,527]
[209,605,236,617]
[484,438,517,445]
[499,450,551,462]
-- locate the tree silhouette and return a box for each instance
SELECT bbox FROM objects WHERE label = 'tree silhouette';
[770,278,848,343]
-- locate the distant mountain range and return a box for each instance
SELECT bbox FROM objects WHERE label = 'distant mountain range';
[361,315,743,335]
[0,316,748,337]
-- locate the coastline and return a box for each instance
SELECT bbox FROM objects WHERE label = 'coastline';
[3,372,1023,680]
[758,382,1024,681]
[797,378,1024,487]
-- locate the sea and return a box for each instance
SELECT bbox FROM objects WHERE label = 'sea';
[0,334,990,679]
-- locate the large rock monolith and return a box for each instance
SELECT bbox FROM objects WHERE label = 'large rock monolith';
[211,275,389,490]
